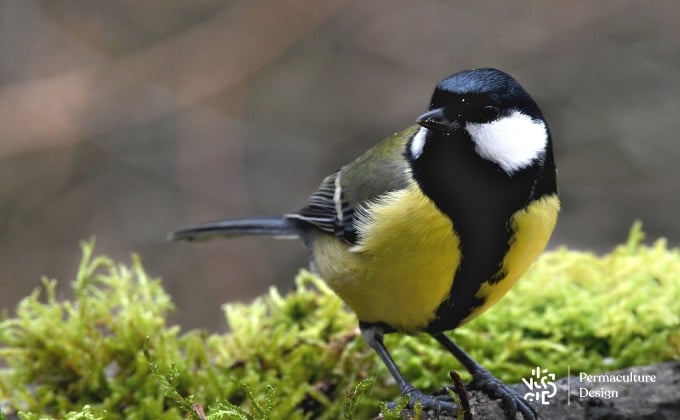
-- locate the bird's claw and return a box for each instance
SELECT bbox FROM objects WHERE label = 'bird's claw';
[468,371,537,419]
[387,386,460,416]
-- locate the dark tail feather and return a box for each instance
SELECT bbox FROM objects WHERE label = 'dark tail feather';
[168,217,300,242]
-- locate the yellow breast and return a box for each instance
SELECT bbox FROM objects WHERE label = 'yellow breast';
[311,188,559,332]
[312,182,460,332]
[463,193,560,323]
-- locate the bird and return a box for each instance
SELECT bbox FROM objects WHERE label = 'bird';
[170,68,559,419]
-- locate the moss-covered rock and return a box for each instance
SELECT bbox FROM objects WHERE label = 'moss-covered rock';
[1,223,678,419]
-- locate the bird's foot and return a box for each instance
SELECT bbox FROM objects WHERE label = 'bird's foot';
[467,370,537,419]
[387,385,460,416]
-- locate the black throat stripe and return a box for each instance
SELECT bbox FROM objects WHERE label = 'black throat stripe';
[408,131,547,333]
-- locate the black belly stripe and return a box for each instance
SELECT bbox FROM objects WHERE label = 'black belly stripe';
[408,132,545,333]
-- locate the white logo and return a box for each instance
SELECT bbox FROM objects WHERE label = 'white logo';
[522,366,557,405]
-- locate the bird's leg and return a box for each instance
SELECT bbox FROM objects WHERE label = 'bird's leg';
[432,332,537,420]
[360,325,460,415]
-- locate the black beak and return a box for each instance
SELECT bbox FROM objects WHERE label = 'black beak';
[416,107,461,133]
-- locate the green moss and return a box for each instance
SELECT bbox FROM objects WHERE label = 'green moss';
[1,223,678,418]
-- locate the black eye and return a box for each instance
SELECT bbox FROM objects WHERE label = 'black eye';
[480,105,500,121]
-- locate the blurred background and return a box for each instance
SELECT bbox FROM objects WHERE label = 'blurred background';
[1,1,679,330]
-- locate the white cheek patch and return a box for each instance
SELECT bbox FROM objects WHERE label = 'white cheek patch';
[409,127,428,160]
[466,111,548,174]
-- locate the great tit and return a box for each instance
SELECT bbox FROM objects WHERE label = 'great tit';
[170,68,559,419]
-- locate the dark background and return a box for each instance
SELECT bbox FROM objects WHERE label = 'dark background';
[2,1,679,330]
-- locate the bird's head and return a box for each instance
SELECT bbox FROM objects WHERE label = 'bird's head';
[413,68,550,175]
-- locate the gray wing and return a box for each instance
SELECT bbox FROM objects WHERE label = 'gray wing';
[286,172,346,237]
[286,126,418,244]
